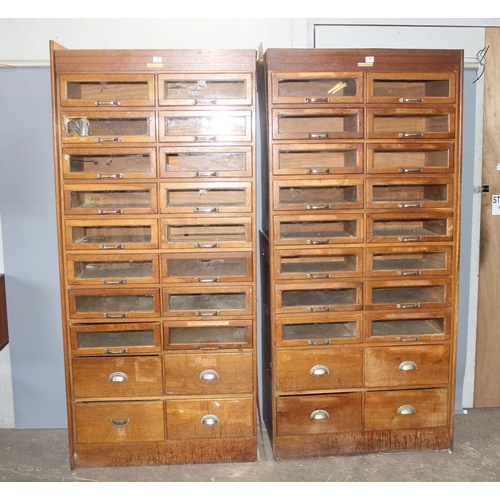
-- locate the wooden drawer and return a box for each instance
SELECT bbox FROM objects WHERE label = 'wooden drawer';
[158,72,253,106]
[365,344,450,388]
[272,143,363,177]
[72,356,162,398]
[162,252,252,284]
[75,401,164,443]
[159,146,253,179]
[163,319,253,350]
[364,388,449,431]
[273,178,363,212]
[275,347,363,392]
[70,322,161,356]
[61,111,156,144]
[166,397,254,439]
[159,181,252,215]
[61,147,157,180]
[275,393,363,436]
[271,71,364,105]
[164,352,254,395]
[59,74,155,107]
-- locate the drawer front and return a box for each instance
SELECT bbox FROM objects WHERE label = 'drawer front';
[365,344,450,388]
[164,352,254,395]
[72,356,162,398]
[70,322,161,356]
[166,397,254,439]
[61,147,157,180]
[364,388,449,431]
[75,401,164,443]
[275,347,363,392]
[159,146,253,178]
[163,319,253,350]
[272,143,363,177]
[276,393,363,436]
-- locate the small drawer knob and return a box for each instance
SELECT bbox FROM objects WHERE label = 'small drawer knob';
[310,409,330,420]
[200,414,220,426]
[199,369,220,381]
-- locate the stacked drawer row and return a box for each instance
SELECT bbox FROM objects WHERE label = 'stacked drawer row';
[258,49,462,459]
[51,47,257,468]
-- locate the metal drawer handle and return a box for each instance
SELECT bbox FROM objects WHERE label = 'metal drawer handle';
[310,409,330,420]
[397,303,421,309]
[97,173,124,179]
[307,168,332,175]
[94,100,121,106]
[398,203,423,209]
[397,405,417,415]
[398,361,418,371]
[195,277,220,283]
[306,133,331,139]
[397,336,421,342]
[194,171,219,177]
[398,132,424,138]
[306,273,332,279]
[99,244,126,250]
[195,310,220,317]
[398,270,421,276]
[307,339,332,346]
[95,137,122,142]
[200,414,220,426]
[194,243,220,249]
[398,237,422,242]
[104,348,129,354]
[305,97,330,103]
[98,209,125,215]
[399,168,423,173]
[306,239,332,245]
[399,98,424,103]
[103,313,129,319]
[108,371,128,383]
[307,306,332,313]
[194,99,218,105]
[194,136,217,142]
[194,207,219,213]
[110,418,130,428]
[307,204,331,210]
[101,279,127,285]
[310,364,330,376]
[199,369,220,380]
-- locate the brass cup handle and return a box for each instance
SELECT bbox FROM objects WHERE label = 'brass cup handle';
[108,371,128,383]
[397,405,417,415]
[199,369,220,380]
[310,409,330,420]
[310,364,330,376]
[200,414,220,426]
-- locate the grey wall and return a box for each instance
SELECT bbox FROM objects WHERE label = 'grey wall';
[0,67,67,428]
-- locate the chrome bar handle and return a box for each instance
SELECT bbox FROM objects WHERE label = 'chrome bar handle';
[194,207,219,213]
[306,273,332,279]
[101,279,127,285]
[398,270,421,276]
[94,100,121,106]
[307,168,332,175]
[397,336,421,342]
[95,137,122,142]
[306,133,331,139]
[399,97,424,103]
[305,97,330,103]
[307,204,332,210]
[194,243,220,249]
[103,313,129,319]
[195,277,220,283]
[306,239,332,245]
[398,237,422,242]
[399,168,423,173]
[307,339,332,346]
[98,209,125,215]
[397,303,421,309]
[194,136,217,141]
[99,244,126,250]
[194,99,218,105]
[398,132,424,138]
[195,311,221,317]
[194,171,219,177]
[104,348,129,354]
[307,306,332,313]
[398,203,423,209]
[97,173,124,179]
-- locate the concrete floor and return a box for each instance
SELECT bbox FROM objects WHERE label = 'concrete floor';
[1,408,500,483]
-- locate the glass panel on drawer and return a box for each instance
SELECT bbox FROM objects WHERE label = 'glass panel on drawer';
[159,110,251,142]
[162,252,251,283]
[70,322,161,355]
[273,109,362,140]
[272,72,363,104]
[64,184,157,215]
[62,148,156,180]
[60,74,155,107]
[367,72,456,104]
[163,320,253,349]
[160,147,252,178]
[274,179,362,211]
[367,144,454,175]
[67,254,159,285]
[273,144,363,176]
[158,73,252,105]
[62,112,155,143]
[160,182,251,214]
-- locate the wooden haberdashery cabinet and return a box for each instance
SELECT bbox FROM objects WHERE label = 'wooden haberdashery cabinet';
[50,42,258,468]
[258,48,462,459]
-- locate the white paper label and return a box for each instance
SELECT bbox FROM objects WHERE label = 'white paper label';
[153,56,162,63]
[492,194,500,215]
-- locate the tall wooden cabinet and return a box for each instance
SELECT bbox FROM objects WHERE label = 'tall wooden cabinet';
[258,48,463,459]
[50,42,258,468]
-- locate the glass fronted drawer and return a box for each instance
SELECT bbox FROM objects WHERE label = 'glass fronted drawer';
[63,183,157,215]
[275,314,362,347]
[68,288,160,320]
[161,252,252,284]
[273,179,363,212]
[275,282,362,314]
[366,246,452,278]
[163,319,253,350]
[366,212,454,244]
[65,219,159,251]
[67,254,160,285]
[271,71,363,104]
[61,111,155,143]
[161,217,252,250]
[272,108,363,140]
[366,143,454,176]
[365,311,451,343]
[159,181,252,214]
[272,143,363,176]
[160,146,252,178]
[164,352,254,395]
[367,72,456,104]
[365,178,453,210]
[70,322,161,355]
[366,108,455,139]
[274,214,363,247]
[162,286,253,318]
[365,279,451,311]
[61,148,157,180]
[158,110,252,142]
[274,248,363,281]
[59,74,155,107]
[158,73,252,106]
